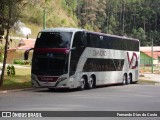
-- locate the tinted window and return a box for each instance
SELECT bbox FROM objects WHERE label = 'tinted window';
[35,32,72,48]
[87,32,139,51]
[32,52,68,76]
[69,32,87,76]
[83,58,124,72]
[72,32,87,47]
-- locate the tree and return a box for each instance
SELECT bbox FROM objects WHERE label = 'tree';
[0,0,27,86]
[76,0,98,29]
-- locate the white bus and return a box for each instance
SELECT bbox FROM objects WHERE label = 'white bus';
[24,28,140,90]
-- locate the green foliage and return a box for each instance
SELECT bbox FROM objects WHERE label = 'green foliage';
[131,28,146,45]
[76,0,160,46]
[2,0,160,47]
[13,59,31,65]
[11,65,15,75]
[7,65,11,76]
[65,0,77,11]
[0,0,26,30]
[7,65,16,76]
[0,45,4,62]
[29,11,43,25]
[1,67,31,90]
[19,0,78,35]
[84,24,93,31]
[61,19,67,25]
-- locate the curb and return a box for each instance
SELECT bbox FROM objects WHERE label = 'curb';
[0,87,35,94]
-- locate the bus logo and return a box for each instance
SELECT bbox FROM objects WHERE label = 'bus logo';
[2,112,11,117]
[127,52,138,69]
[47,53,54,58]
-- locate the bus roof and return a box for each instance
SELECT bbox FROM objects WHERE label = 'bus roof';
[40,27,84,33]
[87,31,139,42]
[40,27,139,42]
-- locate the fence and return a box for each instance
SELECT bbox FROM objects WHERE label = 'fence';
[140,58,160,73]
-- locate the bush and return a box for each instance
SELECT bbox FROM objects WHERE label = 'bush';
[13,59,31,65]
[0,45,4,62]
[7,65,16,76]
[61,19,67,25]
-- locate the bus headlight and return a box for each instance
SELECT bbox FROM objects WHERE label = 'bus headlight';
[58,77,67,83]
[31,75,37,81]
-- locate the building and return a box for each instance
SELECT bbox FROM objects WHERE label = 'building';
[7,39,35,63]
[140,46,160,66]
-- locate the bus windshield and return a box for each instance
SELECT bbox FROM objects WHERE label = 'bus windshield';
[32,52,68,76]
[35,32,72,48]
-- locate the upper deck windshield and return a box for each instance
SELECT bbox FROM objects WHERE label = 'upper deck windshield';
[35,32,73,48]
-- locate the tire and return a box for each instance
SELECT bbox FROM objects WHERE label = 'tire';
[48,88,55,91]
[87,76,94,89]
[79,76,87,90]
[128,74,132,84]
[122,74,127,85]
[133,81,138,84]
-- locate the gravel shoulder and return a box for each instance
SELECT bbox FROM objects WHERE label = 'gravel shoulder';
[139,73,160,83]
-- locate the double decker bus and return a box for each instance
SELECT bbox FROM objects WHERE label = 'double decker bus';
[24,28,140,90]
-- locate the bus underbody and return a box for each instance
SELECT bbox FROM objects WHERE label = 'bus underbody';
[31,70,138,90]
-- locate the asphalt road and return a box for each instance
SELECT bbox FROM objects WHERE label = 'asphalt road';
[0,84,160,120]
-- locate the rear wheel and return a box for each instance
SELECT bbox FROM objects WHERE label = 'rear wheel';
[128,74,132,84]
[87,76,94,89]
[79,76,87,90]
[122,74,127,85]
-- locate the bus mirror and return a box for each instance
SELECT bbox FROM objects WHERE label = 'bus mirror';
[24,48,34,60]
[24,50,29,60]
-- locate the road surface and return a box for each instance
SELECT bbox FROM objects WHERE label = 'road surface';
[0,84,160,120]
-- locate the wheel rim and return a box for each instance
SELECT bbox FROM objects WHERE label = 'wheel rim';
[89,77,93,88]
[123,75,127,85]
[128,75,131,84]
[80,78,85,89]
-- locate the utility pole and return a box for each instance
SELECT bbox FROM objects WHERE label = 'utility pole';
[43,9,46,29]
[151,38,153,73]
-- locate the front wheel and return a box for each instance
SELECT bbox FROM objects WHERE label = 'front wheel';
[48,88,55,91]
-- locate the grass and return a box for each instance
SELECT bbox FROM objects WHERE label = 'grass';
[0,67,31,90]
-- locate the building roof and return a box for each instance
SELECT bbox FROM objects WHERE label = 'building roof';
[140,46,160,52]
[17,39,35,50]
[141,51,160,59]
[140,46,160,59]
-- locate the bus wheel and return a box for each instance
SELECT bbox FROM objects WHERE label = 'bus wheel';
[122,74,127,85]
[48,88,55,92]
[128,74,132,84]
[79,76,87,90]
[87,76,94,89]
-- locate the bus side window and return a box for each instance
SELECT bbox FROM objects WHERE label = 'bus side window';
[72,32,84,48]
[89,33,100,47]
[87,33,91,47]
[81,32,87,46]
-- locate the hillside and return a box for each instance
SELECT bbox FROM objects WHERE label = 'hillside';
[10,0,78,38]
